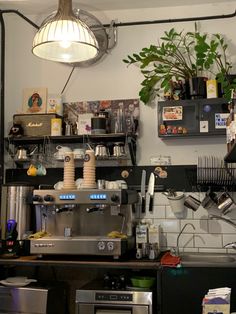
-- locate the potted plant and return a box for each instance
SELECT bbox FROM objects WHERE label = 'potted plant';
[123,28,236,104]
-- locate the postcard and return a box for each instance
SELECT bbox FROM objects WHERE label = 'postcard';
[22,87,47,114]
[162,106,183,121]
[215,113,229,129]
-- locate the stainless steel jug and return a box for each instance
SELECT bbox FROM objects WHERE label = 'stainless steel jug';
[1,183,34,240]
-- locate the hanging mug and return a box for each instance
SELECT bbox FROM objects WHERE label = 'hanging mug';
[27,164,37,176]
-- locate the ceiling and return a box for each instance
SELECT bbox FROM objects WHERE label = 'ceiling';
[0,0,236,15]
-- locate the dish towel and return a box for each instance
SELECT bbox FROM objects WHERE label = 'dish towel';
[160,252,181,267]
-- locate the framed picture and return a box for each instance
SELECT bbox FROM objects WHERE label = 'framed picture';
[22,87,47,114]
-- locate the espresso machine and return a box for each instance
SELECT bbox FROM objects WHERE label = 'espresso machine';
[31,188,138,259]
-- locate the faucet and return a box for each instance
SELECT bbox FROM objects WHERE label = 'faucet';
[176,223,196,256]
[208,214,236,228]
[209,214,236,250]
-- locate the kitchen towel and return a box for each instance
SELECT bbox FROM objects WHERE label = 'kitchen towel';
[160,251,181,267]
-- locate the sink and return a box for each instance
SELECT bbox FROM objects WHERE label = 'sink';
[180,253,236,264]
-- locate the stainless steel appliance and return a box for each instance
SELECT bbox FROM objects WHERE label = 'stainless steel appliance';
[31,188,138,258]
[0,183,34,256]
[1,183,34,240]
[0,285,65,313]
[76,281,153,314]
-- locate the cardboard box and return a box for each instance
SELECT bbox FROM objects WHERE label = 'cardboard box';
[13,113,61,136]
[203,304,230,314]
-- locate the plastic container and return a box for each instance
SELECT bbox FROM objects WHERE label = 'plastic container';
[130,276,156,288]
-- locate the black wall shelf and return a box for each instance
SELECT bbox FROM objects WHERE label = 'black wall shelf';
[158,98,229,138]
[5,133,137,165]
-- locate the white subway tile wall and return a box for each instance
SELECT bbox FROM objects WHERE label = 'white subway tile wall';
[136,192,236,253]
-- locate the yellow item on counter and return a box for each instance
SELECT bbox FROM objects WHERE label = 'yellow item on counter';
[28,231,50,239]
[107,231,127,239]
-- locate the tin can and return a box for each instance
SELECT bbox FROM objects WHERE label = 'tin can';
[51,118,62,136]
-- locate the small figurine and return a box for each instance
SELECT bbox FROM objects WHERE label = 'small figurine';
[8,123,24,137]
[167,125,172,134]
[159,124,166,135]
[172,126,178,134]
[177,126,183,134]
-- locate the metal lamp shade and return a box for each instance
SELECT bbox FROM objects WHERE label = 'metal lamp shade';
[32,0,99,63]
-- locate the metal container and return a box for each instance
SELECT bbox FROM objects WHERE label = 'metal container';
[1,183,34,240]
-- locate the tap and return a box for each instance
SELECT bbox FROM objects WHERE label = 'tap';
[208,214,236,228]
[176,223,195,256]
[209,214,236,250]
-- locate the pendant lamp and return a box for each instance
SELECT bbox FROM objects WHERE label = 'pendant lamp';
[32,0,99,63]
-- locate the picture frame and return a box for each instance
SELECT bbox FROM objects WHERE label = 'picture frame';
[22,87,47,114]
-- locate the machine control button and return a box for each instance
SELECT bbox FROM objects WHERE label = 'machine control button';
[32,195,43,202]
[111,194,119,203]
[44,195,54,202]
[107,241,114,251]
[97,241,106,251]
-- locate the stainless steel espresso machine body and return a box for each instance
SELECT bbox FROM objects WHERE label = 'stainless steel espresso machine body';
[31,189,138,258]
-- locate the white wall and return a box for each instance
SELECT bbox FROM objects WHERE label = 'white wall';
[4,1,236,165]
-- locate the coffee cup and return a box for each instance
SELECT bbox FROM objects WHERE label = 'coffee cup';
[27,164,37,176]
[75,178,84,189]
[54,181,64,190]
[116,180,128,189]
[73,148,85,159]
[54,145,72,159]
[107,181,119,189]
[36,163,47,176]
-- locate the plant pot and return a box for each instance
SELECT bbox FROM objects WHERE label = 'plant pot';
[188,77,208,99]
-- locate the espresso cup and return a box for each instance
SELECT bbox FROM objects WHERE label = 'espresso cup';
[54,181,64,190]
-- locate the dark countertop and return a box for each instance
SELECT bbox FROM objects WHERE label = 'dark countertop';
[0,255,160,269]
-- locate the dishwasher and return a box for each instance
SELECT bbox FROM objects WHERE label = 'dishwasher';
[75,280,153,314]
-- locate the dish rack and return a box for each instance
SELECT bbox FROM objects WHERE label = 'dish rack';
[197,156,236,187]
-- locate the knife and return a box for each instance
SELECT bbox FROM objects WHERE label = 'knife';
[146,173,155,212]
[140,170,146,213]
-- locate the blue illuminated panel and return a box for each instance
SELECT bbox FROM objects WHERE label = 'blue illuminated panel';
[59,194,76,200]
[90,194,107,200]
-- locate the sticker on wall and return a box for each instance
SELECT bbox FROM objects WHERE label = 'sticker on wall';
[215,113,229,129]
[200,120,209,133]
[162,106,183,121]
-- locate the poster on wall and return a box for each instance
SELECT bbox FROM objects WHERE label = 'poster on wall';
[63,98,140,135]
[22,87,47,114]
